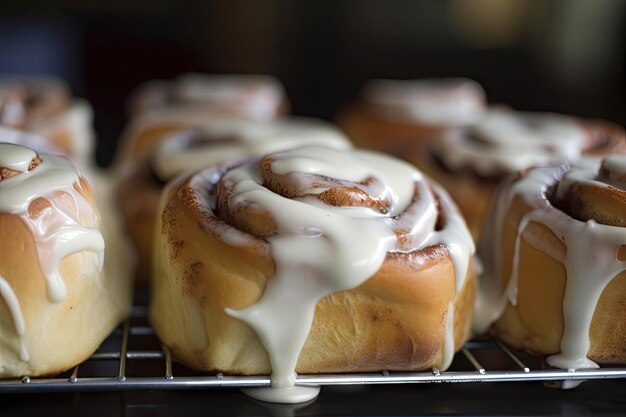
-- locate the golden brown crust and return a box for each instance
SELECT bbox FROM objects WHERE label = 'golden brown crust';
[150,169,476,375]
[554,160,626,228]
[423,166,495,240]
[0,182,130,378]
[116,156,163,283]
[337,105,439,164]
[489,178,626,364]
[124,123,186,159]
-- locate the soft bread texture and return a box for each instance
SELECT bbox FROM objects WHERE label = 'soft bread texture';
[116,155,163,281]
[491,195,626,363]
[150,169,476,374]
[481,160,626,365]
[338,104,438,162]
[0,166,132,378]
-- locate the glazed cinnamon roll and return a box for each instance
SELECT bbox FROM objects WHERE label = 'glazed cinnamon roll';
[128,73,288,120]
[425,108,626,238]
[474,156,626,372]
[0,138,132,378]
[151,146,476,403]
[117,117,351,281]
[0,77,95,165]
[338,78,486,160]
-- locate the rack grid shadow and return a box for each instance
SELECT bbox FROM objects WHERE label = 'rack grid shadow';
[2,305,625,393]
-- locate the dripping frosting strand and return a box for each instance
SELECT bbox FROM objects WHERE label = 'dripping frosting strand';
[475,158,626,372]
[0,143,105,361]
[187,146,475,401]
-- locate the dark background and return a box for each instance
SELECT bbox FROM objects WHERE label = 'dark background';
[0,0,624,165]
[0,2,625,415]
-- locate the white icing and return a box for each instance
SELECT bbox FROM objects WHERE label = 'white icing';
[362,78,486,125]
[152,118,352,180]
[432,109,588,176]
[475,161,626,371]
[176,73,286,121]
[0,143,105,302]
[0,143,37,172]
[0,76,67,127]
[601,154,626,181]
[241,386,321,404]
[188,146,476,403]
[421,184,475,292]
[0,77,94,164]
[0,274,29,362]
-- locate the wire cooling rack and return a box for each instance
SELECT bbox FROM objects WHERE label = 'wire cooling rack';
[1,304,625,393]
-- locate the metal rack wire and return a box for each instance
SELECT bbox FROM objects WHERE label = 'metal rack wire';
[2,305,625,393]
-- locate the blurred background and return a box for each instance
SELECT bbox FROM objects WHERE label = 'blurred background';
[0,0,624,165]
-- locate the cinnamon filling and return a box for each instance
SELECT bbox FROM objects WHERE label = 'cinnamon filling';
[260,155,392,214]
[551,159,626,227]
[214,157,397,238]
[0,155,41,180]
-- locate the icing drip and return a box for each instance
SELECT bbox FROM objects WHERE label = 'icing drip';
[362,78,486,125]
[0,274,29,361]
[0,143,105,302]
[23,192,104,301]
[152,118,351,181]
[197,146,476,403]
[475,160,626,372]
[432,109,588,176]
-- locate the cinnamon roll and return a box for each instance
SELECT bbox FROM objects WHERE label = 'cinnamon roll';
[426,108,626,238]
[0,77,95,165]
[474,156,626,373]
[0,139,132,378]
[116,117,351,281]
[151,146,476,403]
[338,78,486,160]
[127,73,288,120]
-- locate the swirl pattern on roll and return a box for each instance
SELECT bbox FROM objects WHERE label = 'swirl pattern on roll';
[178,146,475,397]
[475,155,626,374]
[151,118,352,181]
[431,109,626,176]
